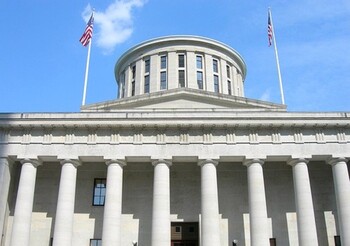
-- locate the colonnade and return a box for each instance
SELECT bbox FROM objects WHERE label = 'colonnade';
[0,157,349,246]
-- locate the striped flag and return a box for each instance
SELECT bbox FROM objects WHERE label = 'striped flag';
[80,13,94,46]
[267,11,273,46]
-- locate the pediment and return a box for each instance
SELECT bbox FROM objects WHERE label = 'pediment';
[81,88,286,112]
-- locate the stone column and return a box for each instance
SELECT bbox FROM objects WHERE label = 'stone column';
[151,159,172,246]
[198,159,221,246]
[0,158,11,245]
[10,159,41,246]
[288,158,318,246]
[244,159,269,246]
[102,160,126,246]
[52,159,80,246]
[328,158,350,245]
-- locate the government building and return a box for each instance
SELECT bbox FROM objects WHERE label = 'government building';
[0,36,349,246]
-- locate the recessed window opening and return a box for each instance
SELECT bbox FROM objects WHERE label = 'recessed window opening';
[160,71,167,90]
[144,58,150,73]
[93,178,106,206]
[160,55,167,90]
[144,75,150,93]
[90,239,102,246]
[197,71,203,89]
[214,75,219,93]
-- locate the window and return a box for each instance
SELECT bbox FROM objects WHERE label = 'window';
[178,54,185,68]
[144,58,150,73]
[197,71,203,89]
[178,54,186,87]
[179,70,185,87]
[196,56,203,69]
[131,81,135,96]
[227,80,232,95]
[90,239,102,246]
[196,55,204,89]
[160,71,167,90]
[213,59,218,73]
[120,71,125,98]
[269,238,276,246]
[160,55,167,69]
[214,75,219,93]
[93,178,106,206]
[175,226,181,233]
[144,75,150,93]
[131,64,136,96]
[132,65,136,79]
[160,55,167,90]
[334,235,341,246]
[227,65,232,95]
[226,65,231,79]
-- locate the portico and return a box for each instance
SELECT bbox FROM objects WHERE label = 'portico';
[0,36,349,246]
[0,152,348,246]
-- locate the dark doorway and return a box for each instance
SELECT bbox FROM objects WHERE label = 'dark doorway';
[171,222,199,246]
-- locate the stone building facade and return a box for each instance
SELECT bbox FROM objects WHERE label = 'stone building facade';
[0,36,349,246]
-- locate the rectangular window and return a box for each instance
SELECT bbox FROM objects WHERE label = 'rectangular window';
[213,59,218,73]
[160,71,167,90]
[269,238,277,246]
[197,71,203,89]
[334,235,341,246]
[120,71,125,98]
[144,75,150,93]
[131,81,135,96]
[227,65,231,78]
[214,75,219,93]
[175,226,181,233]
[227,80,232,95]
[93,179,106,206]
[160,55,167,69]
[178,54,185,68]
[196,56,203,69]
[132,65,136,79]
[145,58,150,73]
[179,70,185,87]
[90,239,102,246]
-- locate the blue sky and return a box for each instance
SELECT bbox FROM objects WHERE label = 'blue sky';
[1,0,349,112]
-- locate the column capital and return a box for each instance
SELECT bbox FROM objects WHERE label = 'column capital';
[327,157,348,166]
[106,159,126,167]
[20,158,42,167]
[60,159,81,167]
[198,159,218,167]
[243,158,264,167]
[287,158,309,167]
[152,159,172,167]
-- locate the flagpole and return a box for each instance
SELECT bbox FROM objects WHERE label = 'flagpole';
[82,38,92,106]
[269,8,285,105]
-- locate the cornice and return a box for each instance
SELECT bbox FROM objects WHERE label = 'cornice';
[1,111,350,129]
[114,35,247,80]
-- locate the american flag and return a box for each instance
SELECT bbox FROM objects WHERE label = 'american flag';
[268,11,273,46]
[80,14,94,47]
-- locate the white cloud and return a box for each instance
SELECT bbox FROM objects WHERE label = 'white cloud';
[82,0,147,53]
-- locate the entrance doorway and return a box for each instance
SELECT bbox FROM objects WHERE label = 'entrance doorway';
[171,222,199,246]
